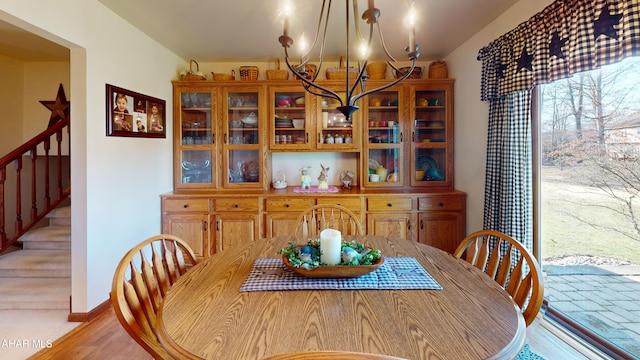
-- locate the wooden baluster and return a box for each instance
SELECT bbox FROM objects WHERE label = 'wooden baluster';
[0,118,70,253]
[56,128,64,199]
[0,166,6,246]
[44,137,51,209]
[30,148,38,222]
[13,157,23,235]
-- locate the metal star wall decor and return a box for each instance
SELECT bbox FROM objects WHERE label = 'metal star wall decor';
[593,5,622,39]
[40,84,70,127]
[549,31,569,59]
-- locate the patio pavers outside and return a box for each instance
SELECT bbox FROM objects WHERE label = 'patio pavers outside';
[544,264,640,358]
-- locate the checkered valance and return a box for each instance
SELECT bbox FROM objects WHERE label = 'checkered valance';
[478,0,640,101]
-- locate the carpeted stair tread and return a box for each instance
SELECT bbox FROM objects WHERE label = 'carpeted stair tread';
[0,277,69,310]
[46,205,71,225]
[20,226,70,250]
[0,250,70,277]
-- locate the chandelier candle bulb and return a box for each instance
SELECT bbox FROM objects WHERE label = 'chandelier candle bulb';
[320,229,342,265]
[408,5,416,52]
[283,4,291,36]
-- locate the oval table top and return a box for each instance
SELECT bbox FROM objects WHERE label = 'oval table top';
[156,236,525,360]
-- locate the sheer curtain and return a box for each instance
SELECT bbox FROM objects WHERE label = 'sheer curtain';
[477,0,640,248]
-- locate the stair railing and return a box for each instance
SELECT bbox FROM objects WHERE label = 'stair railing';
[0,117,70,253]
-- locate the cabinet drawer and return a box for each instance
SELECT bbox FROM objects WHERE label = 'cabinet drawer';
[266,198,314,212]
[367,197,413,212]
[215,198,259,212]
[418,196,464,211]
[316,197,362,212]
[164,198,210,213]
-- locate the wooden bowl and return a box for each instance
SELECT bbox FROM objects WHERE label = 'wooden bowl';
[282,252,384,278]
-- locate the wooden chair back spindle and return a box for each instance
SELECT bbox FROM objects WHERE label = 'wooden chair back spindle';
[294,204,364,237]
[111,234,198,359]
[453,229,544,326]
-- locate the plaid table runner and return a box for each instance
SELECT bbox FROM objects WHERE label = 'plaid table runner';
[239,257,442,292]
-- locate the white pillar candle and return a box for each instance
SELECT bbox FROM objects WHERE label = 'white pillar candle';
[320,228,342,265]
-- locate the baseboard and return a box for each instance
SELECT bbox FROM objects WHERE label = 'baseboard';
[67,298,111,322]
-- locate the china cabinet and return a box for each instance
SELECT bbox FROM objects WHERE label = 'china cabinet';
[268,84,361,152]
[362,88,404,188]
[409,81,454,190]
[264,197,315,238]
[161,196,211,260]
[173,88,216,190]
[316,88,360,152]
[366,195,415,240]
[213,197,260,252]
[165,78,464,256]
[416,193,466,253]
[222,86,267,189]
[270,86,312,150]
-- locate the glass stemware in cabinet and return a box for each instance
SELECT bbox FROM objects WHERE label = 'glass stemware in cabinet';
[181,150,212,184]
[177,90,214,188]
[228,150,261,184]
[180,92,213,145]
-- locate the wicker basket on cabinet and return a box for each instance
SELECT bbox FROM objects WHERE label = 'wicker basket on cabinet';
[180,60,206,81]
[239,66,259,81]
[266,59,289,80]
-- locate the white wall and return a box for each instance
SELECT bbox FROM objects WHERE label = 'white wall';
[446,0,553,233]
[0,0,185,312]
[22,62,70,138]
[0,55,23,155]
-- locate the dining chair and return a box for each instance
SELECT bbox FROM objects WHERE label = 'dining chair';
[111,234,198,359]
[453,229,544,326]
[262,350,407,360]
[294,204,364,237]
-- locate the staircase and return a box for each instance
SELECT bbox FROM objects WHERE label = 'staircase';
[0,206,71,310]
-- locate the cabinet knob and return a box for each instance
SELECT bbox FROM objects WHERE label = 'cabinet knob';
[285,204,290,208]
[183,204,188,208]
[387,203,393,207]
[439,202,444,207]
[234,203,239,208]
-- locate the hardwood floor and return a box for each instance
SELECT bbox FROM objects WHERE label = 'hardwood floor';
[28,308,150,360]
[28,308,601,360]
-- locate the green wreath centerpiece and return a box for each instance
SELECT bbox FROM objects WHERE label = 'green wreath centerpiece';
[279,239,382,270]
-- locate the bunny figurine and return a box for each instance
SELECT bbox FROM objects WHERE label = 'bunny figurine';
[317,164,330,190]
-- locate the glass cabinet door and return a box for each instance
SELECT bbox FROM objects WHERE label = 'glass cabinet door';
[364,89,403,187]
[317,91,360,151]
[270,88,310,150]
[412,88,450,187]
[223,88,264,188]
[178,91,214,187]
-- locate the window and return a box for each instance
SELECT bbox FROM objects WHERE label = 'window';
[538,56,640,358]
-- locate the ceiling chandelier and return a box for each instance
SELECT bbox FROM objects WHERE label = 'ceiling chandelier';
[278,0,421,121]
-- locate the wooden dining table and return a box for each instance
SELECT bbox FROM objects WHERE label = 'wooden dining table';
[156,235,525,360]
